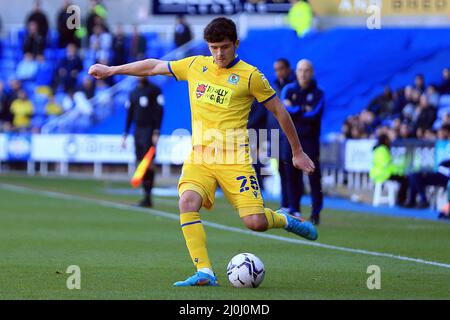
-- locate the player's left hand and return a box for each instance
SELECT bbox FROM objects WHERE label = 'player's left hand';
[292,151,315,174]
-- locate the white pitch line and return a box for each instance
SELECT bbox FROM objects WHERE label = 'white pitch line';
[2,183,450,270]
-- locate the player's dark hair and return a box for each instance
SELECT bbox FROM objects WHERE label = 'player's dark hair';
[203,17,238,43]
[276,58,290,69]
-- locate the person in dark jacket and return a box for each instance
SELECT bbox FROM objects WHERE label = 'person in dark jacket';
[26,0,49,40]
[280,59,324,224]
[122,77,164,207]
[56,0,81,48]
[23,21,46,58]
[112,24,128,66]
[270,58,296,210]
[174,15,192,48]
[439,67,450,94]
[414,94,437,138]
[129,25,147,61]
[247,58,296,195]
[54,43,83,91]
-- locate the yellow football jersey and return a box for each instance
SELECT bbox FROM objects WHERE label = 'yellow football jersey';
[168,55,276,150]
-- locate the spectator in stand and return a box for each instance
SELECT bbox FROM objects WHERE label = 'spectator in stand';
[369,133,408,206]
[437,123,450,139]
[401,86,421,123]
[413,94,437,138]
[359,109,377,136]
[86,0,108,38]
[425,84,440,108]
[78,77,96,99]
[16,53,39,81]
[112,24,128,66]
[45,95,63,119]
[398,121,412,139]
[54,43,83,92]
[433,112,450,133]
[129,25,146,62]
[391,118,401,136]
[25,0,49,40]
[174,15,192,48]
[367,86,394,120]
[439,67,450,94]
[0,81,13,132]
[422,128,436,141]
[10,90,34,131]
[23,21,46,58]
[340,122,352,140]
[414,73,426,94]
[90,24,112,62]
[8,79,22,101]
[56,0,81,48]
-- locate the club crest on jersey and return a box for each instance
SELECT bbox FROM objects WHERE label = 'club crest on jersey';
[202,66,208,73]
[228,74,240,85]
[196,84,207,98]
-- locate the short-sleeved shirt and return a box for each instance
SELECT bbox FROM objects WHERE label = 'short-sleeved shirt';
[168,55,276,150]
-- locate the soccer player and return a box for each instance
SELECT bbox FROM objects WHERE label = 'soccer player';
[89,17,318,287]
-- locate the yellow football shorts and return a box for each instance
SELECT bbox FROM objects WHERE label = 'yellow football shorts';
[178,146,265,217]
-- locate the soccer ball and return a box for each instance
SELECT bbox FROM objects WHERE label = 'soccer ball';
[226,253,265,288]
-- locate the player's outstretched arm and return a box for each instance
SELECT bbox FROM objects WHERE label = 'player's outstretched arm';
[264,96,315,174]
[88,59,172,80]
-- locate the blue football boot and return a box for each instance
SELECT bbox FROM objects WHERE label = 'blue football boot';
[277,210,318,241]
[173,271,219,287]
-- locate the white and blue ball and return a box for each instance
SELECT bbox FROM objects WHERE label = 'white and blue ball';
[227,253,265,288]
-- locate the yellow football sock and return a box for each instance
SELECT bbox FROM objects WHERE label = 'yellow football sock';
[180,211,212,270]
[264,208,287,229]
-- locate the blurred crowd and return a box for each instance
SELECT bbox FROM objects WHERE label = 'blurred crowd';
[0,0,191,133]
[341,69,450,141]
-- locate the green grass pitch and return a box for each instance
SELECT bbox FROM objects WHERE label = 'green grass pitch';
[0,174,449,299]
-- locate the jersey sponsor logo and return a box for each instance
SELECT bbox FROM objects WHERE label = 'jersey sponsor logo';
[228,73,240,85]
[196,84,208,98]
[194,82,232,107]
[202,66,208,73]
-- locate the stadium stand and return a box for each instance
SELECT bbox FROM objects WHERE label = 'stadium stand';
[2,25,450,138]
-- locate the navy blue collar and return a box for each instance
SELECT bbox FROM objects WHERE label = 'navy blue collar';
[226,56,240,69]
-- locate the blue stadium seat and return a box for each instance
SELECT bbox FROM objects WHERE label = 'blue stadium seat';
[31,115,46,129]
